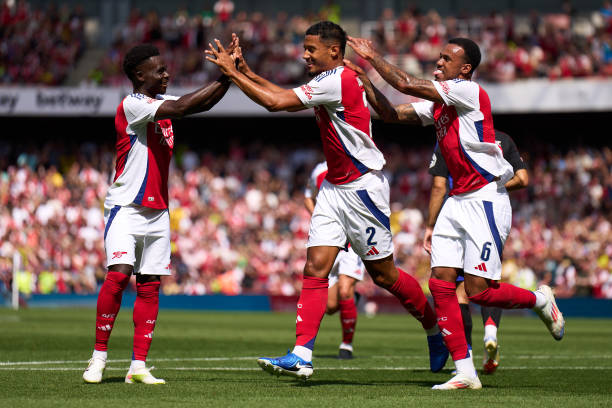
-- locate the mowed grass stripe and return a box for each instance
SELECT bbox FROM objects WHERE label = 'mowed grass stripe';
[0,308,611,407]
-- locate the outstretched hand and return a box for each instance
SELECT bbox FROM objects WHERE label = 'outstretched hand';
[231,33,251,74]
[347,36,378,61]
[343,58,365,76]
[205,39,236,76]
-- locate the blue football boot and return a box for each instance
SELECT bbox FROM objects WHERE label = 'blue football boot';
[427,332,450,373]
[257,351,313,380]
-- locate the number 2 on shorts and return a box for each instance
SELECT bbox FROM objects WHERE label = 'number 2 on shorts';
[366,227,377,246]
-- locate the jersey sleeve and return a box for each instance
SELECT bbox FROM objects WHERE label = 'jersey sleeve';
[428,144,449,177]
[412,100,435,126]
[123,94,166,126]
[432,79,479,110]
[498,132,527,171]
[293,71,342,108]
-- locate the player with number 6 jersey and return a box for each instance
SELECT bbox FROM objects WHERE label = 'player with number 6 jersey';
[348,34,565,390]
[206,22,448,380]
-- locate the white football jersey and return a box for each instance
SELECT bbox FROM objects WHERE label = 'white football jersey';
[105,93,179,209]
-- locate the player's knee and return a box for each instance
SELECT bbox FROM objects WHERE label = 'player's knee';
[326,304,338,314]
[303,259,328,278]
[338,286,354,301]
[371,273,394,289]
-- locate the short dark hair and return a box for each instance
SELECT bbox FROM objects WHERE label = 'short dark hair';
[305,21,347,55]
[448,38,481,74]
[123,44,160,82]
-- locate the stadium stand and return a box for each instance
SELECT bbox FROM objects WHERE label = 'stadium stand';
[1,1,611,86]
[1,139,610,298]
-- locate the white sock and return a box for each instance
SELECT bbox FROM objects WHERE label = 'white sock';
[130,359,146,371]
[92,350,107,361]
[484,324,498,341]
[533,290,547,309]
[425,326,440,336]
[454,356,477,378]
[292,346,312,362]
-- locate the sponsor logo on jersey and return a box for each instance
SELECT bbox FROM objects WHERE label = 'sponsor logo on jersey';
[434,112,450,141]
[155,120,174,148]
[112,251,128,259]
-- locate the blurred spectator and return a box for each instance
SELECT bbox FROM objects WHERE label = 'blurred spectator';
[0,0,86,85]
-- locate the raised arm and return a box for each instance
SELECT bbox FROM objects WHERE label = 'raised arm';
[343,59,422,125]
[155,36,239,120]
[231,34,286,94]
[155,76,231,120]
[206,39,304,112]
[347,36,443,104]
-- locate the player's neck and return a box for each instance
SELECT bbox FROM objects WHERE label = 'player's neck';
[133,87,155,98]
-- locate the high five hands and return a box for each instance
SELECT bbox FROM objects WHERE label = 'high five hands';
[206,33,244,76]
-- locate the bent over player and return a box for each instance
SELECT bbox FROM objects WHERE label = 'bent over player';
[206,22,448,380]
[83,42,234,384]
[305,161,365,359]
[425,130,529,374]
[348,36,564,389]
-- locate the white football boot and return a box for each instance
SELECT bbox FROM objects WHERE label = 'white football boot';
[482,338,500,374]
[432,373,482,390]
[83,357,106,384]
[125,366,166,384]
[533,285,565,340]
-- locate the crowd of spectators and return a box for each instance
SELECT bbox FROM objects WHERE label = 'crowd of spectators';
[0,0,87,85]
[92,1,612,86]
[363,1,612,82]
[1,139,610,300]
[2,0,610,86]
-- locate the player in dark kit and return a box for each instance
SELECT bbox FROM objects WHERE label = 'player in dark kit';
[426,130,529,374]
[206,22,449,380]
[347,35,564,389]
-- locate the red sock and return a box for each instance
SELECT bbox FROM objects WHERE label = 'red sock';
[339,298,357,344]
[132,281,160,361]
[485,317,496,327]
[95,272,130,351]
[388,268,437,330]
[429,278,470,361]
[468,282,536,309]
[295,276,328,350]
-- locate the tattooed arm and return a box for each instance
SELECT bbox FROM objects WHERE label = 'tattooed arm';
[344,59,422,124]
[347,36,443,104]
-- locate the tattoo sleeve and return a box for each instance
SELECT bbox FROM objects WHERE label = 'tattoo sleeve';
[370,55,442,103]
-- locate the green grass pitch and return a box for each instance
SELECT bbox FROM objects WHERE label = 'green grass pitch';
[0,307,610,407]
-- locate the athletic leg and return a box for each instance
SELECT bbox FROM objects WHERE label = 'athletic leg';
[337,274,358,358]
[364,256,448,372]
[83,264,132,383]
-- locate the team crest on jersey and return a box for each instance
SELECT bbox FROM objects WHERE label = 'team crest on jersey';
[155,120,174,148]
[440,81,450,94]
